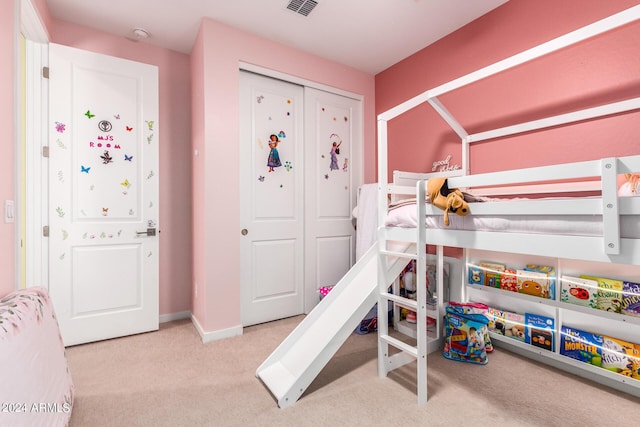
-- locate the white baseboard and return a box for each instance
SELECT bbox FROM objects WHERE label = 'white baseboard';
[159,311,191,323]
[191,314,243,344]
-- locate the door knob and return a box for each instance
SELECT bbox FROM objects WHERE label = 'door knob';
[241,229,248,236]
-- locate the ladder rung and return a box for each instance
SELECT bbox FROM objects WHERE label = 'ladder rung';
[380,334,418,357]
[379,249,417,260]
[381,293,418,311]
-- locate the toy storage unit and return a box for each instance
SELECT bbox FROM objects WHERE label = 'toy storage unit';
[465,249,640,397]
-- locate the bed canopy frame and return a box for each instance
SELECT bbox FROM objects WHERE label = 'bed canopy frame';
[375,4,640,405]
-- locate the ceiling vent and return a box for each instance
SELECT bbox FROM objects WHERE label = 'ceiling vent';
[287,0,318,17]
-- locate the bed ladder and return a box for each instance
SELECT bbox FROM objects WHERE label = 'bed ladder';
[376,179,448,405]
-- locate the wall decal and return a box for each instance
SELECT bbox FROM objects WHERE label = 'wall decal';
[58,171,64,182]
[81,165,91,173]
[267,134,282,172]
[126,126,133,132]
[257,95,264,103]
[284,161,293,172]
[56,207,65,218]
[431,155,461,172]
[84,110,95,119]
[145,120,155,131]
[124,154,133,161]
[121,179,131,187]
[147,134,153,144]
[329,133,342,171]
[62,230,68,240]
[100,151,113,164]
[55,121,66,133]
[147,170,155,179]
[98,120,112,132]
[342,158,349,172]
[114,114,120,120]
[258,175,265,182]
[56,139,67,149]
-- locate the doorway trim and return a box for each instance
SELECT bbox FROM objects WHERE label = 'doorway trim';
[239,62,364,103]
[19,0,49,290]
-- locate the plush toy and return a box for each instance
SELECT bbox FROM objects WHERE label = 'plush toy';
[619,173,640,197]
[427,177,470,226]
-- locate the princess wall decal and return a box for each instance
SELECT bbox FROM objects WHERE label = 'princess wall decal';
[267,134,282,172]
[329,133,342,171]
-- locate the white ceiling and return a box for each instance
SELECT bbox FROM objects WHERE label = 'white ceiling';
[46,0,509,74]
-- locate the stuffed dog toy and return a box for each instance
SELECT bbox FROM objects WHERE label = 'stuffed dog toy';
[427,177,470,226]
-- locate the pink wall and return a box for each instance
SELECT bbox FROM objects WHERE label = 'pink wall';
[191,19,376,332]
[376,0,640,180]
[47,20,193,316]
[0,0,16,296]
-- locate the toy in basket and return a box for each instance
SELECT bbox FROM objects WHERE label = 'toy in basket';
[443,305,489,365]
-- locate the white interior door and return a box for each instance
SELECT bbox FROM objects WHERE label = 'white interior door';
[239,71,305,326]
[48,43,159,346]
[304,88,361,312]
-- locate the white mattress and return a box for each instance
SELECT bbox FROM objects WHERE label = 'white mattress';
[385,203,640,239]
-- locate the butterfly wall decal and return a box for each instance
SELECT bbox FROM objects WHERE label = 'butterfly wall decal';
[80,165,90,173]
[100,150,113,164]
[114,114,120,119]
[124,154,133,161]
[126,126,133,132]
[85,110,95,119]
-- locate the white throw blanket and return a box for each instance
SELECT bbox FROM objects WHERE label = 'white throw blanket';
[355,183,378,261]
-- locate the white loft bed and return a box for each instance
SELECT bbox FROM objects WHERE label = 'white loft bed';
[375,5,640,405]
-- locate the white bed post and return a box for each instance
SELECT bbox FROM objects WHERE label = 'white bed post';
[376,118,389,382]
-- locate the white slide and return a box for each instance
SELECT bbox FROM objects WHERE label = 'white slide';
[256,244,410,408]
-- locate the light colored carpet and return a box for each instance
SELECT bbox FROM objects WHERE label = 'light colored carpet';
[66,317,640,426]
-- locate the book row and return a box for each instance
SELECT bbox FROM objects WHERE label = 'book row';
[467,261,640,317]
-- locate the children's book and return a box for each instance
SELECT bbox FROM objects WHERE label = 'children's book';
[559,326,603,367]
[494,310,525,342]
[560,275,597,308]
[622,281,640,317]
[525,264,556,299]
[601,336,635,375]
[580,275,623,313]
[633,344,640,380]
[484,307,505,332]
[524,313,555,351]
[479,262,505,288]
[517,269,550,299]
[468,264,484,286]
[499,269,518,293]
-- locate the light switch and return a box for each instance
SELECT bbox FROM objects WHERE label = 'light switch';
[4,200,14,223]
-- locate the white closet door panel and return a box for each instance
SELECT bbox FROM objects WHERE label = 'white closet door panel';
[240,71,304,326]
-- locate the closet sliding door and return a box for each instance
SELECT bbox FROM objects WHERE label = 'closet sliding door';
[303,87,361,312]
[239,71,361,326]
